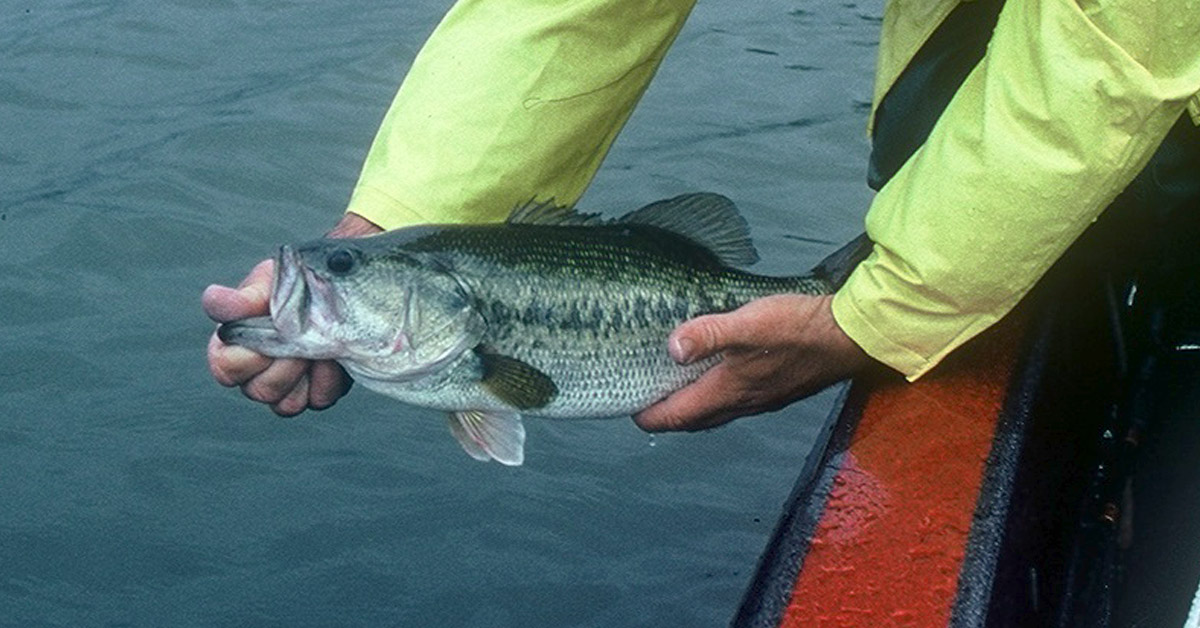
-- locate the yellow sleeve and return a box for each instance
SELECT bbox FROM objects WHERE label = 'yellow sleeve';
[345,0,697,230]
[833,0,1200,379]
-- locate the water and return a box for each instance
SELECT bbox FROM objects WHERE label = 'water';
[0,1,878,625]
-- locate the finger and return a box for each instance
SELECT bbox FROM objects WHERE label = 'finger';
[201,259,275,323]
[668,311,755,365]
[271,372,310,417]
[201,285,258,323]
[633,365,740,432]
[237,258,276,289]
[308,360,352,410]
[240,358,308,405]
[668,316,727,365]
[207,332,271,387]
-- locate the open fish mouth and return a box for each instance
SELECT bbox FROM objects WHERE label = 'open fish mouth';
[217,245,343,359]
[269,244,345,338]
[269,245,310,338]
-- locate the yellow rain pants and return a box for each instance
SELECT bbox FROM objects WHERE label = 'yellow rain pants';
[345,0,1200,380]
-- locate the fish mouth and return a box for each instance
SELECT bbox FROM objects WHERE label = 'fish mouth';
[269,244,343,340]
[216,315,276,347]
[269,245,309,338]
[216,245,344,360]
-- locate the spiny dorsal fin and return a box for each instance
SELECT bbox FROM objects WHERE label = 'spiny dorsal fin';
[617,192,760,267]
[507,198,604,226]
[476,347,558,410]
[447,410,525,466]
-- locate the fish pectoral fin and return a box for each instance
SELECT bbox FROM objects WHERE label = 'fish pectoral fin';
[447,410,525,466]
[476,348,558,410]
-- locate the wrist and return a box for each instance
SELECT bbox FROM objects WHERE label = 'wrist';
[817,294,872,373]
[327,212,384,238]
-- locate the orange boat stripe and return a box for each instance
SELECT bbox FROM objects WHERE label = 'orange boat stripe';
[781,321,1022,627]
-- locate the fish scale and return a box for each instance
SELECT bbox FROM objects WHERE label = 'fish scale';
[408,220,828,418]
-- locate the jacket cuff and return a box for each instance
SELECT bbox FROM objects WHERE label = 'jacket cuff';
[345,185,432,231]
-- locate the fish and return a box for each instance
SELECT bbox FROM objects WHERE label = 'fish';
[217,193,869,465]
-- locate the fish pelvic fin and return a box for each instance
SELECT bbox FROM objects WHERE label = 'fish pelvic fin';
[618,192,759,267]
[476,348,558,410]
[448,410,525,466]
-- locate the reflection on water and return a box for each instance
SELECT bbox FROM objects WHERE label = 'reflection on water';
[0,0,878,625]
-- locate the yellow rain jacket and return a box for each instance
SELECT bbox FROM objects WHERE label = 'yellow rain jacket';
[345,0,1200,380]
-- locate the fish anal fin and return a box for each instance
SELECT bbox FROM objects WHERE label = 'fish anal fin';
[447,411,525,466]
[477,348,558,410]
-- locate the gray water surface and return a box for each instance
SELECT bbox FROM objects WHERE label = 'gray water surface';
[1,1,878,625]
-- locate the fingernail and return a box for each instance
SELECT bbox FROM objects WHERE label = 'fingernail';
[671,337,695,365]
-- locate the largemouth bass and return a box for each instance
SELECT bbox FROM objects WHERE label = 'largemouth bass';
[218,193,867,465]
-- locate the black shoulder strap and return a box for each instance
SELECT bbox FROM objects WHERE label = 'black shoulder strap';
[867,0,1005,190]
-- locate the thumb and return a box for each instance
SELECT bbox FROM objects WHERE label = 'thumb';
[202,259,275,323]
[668,312,742,365]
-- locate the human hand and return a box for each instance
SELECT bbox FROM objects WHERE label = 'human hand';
[203,212,382,416]
[633,294,871,432]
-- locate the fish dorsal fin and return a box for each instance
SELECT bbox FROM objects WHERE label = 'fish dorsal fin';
[507,198,604,226]
[618,192,760,267]
[477,347,558,410]
[447,410,525,466]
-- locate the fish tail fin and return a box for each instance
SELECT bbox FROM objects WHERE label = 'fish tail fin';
[810,232,873,291]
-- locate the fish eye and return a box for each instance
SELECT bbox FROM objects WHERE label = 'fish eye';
[326,249,356,275]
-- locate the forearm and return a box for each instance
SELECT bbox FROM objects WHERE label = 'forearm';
[347,0,697,230]
[835,0,1200,379]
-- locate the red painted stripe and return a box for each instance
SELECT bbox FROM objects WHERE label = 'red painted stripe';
[781,317,1024,627]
